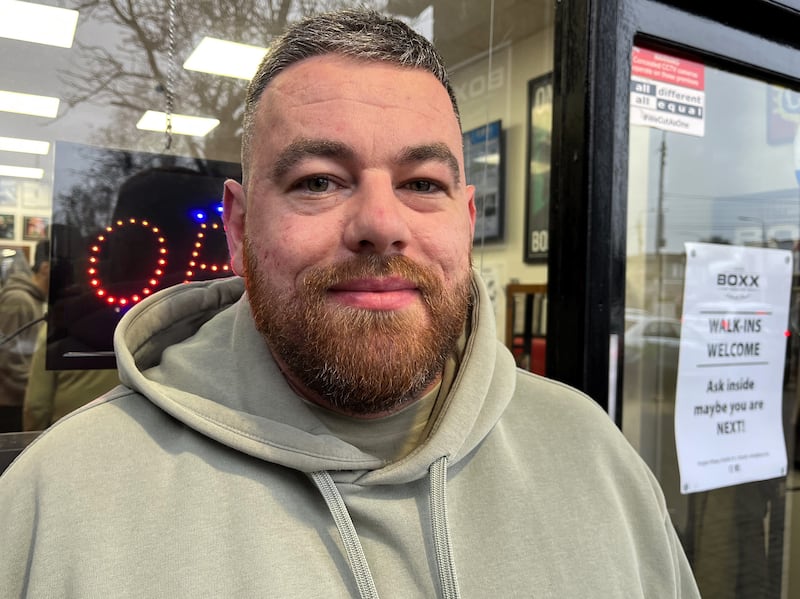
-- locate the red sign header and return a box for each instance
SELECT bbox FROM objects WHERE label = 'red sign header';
[632,46,705,91]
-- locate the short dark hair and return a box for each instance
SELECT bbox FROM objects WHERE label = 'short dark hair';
[33,239,50,273]
[241,8,459,185]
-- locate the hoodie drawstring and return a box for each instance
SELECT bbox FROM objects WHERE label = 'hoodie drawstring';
[429,456,461,599]
[309,455,461,599]
[310,470,380,599]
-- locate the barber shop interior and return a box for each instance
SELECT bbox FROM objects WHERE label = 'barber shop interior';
[1,0,800,596]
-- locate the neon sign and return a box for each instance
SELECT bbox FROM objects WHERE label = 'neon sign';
[87,212,230,309]
[186,221,229,279]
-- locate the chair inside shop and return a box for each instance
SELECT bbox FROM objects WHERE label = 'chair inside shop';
[505,284,547,376]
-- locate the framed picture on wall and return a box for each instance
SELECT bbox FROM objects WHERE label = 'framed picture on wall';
[0,214,14,239]
[0,181,17,207]
[20,181,51,209]
[524,73,553,263]
[463,120,505,243]
[22,216,49,240]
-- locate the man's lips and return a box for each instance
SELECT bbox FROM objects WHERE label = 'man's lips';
[328,277,420,310]
[330,277,418,292]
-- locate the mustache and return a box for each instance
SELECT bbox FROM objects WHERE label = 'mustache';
[302,254,439,296]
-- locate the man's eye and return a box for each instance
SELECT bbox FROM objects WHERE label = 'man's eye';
[407,180,436,192]
[304,176,331,193]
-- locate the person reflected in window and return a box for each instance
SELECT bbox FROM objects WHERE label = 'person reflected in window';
[0,240,49,432]
[22,325,119,432]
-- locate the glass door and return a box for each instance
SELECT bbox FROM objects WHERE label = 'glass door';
[623,42,800,598]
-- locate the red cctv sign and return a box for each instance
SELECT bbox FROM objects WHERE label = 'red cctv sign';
[631,47,705,91]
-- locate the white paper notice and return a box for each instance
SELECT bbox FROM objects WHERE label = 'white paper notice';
[630,46,706,138]
[675,242,793,494]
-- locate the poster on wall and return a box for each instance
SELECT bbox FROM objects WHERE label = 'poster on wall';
[22,216,49,240]
[630,46,706,138]
[0,180,18,207]
[674,242,793,494]
[463,120,504,243]
[524,73,552,263]
[0,214,14,239]
[47,141,241,370]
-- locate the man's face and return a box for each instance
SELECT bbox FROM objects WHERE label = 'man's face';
[224,55,476,417]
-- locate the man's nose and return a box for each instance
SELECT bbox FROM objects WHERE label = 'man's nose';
[343,175,411,254]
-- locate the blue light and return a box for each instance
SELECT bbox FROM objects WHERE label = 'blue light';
[189,202,223,223]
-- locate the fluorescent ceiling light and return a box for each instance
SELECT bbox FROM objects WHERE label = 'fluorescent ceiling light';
[136,110,220,137]
[0,164,44,179]
[471,153,501,166]
[0,136,50,155]
[0,1,79,48]
[0,90,60,118]
[183,37,268,80]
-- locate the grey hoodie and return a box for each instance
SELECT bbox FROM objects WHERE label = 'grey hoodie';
[0,274,700,598]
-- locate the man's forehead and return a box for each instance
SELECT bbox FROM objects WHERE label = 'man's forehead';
[260,54,454,116]
[253,56,460,138]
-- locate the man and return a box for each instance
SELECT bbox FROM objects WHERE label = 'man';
[0,240,49,432]
[0,10,700,597]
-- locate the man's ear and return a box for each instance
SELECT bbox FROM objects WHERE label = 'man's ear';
[222,179,246,276]
[466,184,477,237]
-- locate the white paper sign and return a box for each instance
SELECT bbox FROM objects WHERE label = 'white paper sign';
[630,78,706,137]
[675,242,793,494]
[630,46,706,138]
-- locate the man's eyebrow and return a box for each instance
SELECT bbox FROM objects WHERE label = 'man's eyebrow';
[397,143,461,185]
[271,139,355,181]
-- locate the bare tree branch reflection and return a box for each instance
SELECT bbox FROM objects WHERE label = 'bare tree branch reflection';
[59,0,375,160]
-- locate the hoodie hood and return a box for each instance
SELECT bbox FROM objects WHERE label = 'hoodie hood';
[1,272,45,302]
[114,272,516,484]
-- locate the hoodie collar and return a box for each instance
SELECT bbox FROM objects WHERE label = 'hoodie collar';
[114,272,516,484]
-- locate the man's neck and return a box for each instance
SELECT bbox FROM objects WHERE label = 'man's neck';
[270,347,440,420]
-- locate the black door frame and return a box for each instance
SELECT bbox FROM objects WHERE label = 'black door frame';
[547,0,800,425]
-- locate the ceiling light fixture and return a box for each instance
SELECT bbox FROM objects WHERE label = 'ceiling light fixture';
[183,37,268,80]
[0,90,60,118]
[0,164,44,179]
[136,111,220,137]
[471,153,501,166]
[0,135,50,155]
[0,1,79,48]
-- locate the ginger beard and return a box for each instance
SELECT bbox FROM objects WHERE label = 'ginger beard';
[244,239,472,416]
